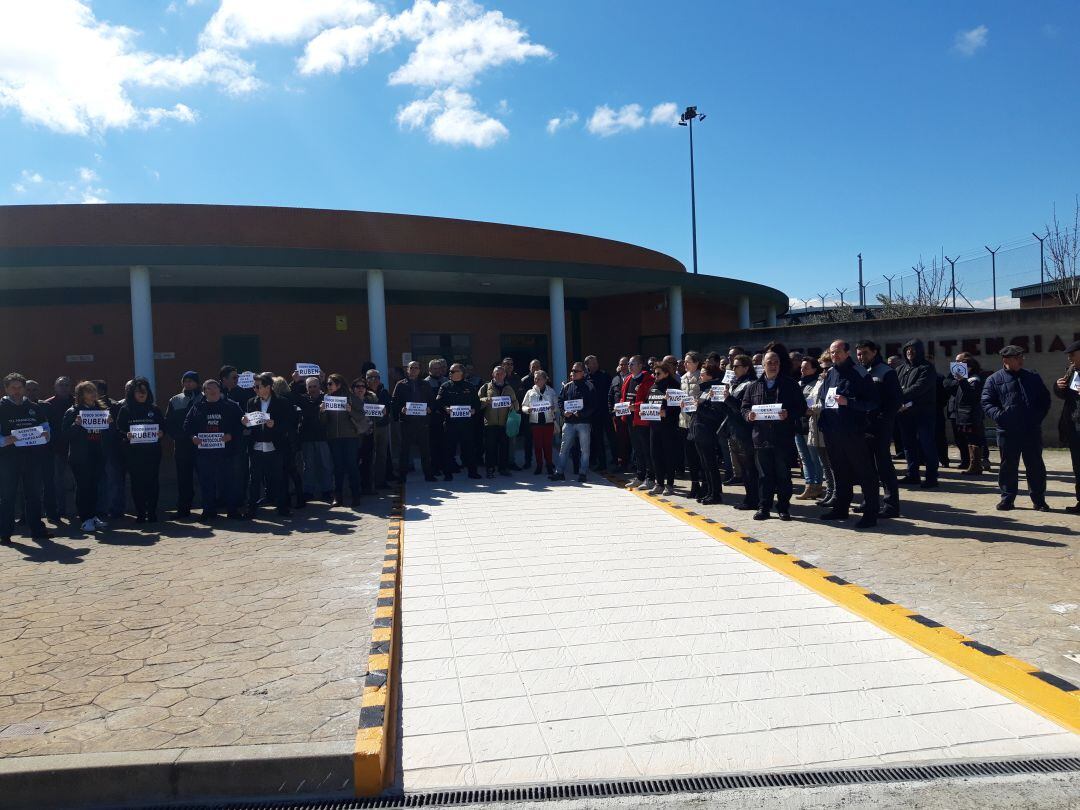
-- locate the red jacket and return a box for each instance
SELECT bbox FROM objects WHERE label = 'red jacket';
[620,372,656,427]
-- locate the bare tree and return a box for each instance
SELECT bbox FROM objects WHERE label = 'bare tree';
[1044,196,1080,306]
[873,257,952,318]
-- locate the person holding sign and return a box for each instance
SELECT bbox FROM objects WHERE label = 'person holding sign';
[184,379,244,521]
[298,376,334,501]
[319,373,367,506]
[62,380,114,533]
[691,362,726,506]
[943,353,987,476]
[117,377,165,523]
[436,364,482,481]
[741,352,806,521]
[165,372,202,518]
[0,373,53,544]
[981,345,1051,511]
[479,365,520,478]
[391,361,436,482]
[365,370,393,490]
[794,357,825,501]
[1054,340,1080,513]
[679,352,704,498]
[620,356,656,491]
[718,355,759,511]
[551,362,595,482]
[643,359,681,495]
[243,372,292,518]
[818,340,880,528]
[521,370,559,475]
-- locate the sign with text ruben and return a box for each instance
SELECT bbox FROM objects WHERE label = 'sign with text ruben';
[197,432,225,449]
[80,410,110,431]
[613,401,632,417]
[295,363,322,378]
[405,401,427,416]
[531,399,552,413]
[751,403,783,421]
[949,362,968,379]
[12,425,48,447]
[363,403,386,418]
[129,424,160,444]
[490,396,512,409]
[237,371,255,389]
[323,395,347,412]
[639,403,661,421]
[450,405,472,419]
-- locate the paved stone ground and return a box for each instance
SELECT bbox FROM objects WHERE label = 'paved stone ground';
[0,499,387,758]
[661,448,1080,687]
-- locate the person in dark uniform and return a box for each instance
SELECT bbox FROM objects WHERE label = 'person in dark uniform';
[63,380,113,534]
[856,340,902,518]
[584,355,613,472]
[243,373,292,517]
[608,357,630,471]
[392,361,436,482]
[164,371,202,518]
[896,339,938,488]
[42,376,73,523]
[1054,340,1080,513]
[691,362,725,505]
[116,377,165,523]
[818,340,880,529]
[981,345,1051,511]
[184,379,244,521]
[425,359,449,475]
[436,364,481,481]
[0,373,53,544]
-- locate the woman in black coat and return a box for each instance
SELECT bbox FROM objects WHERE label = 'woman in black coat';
[646,359,682,496]
[691,362,726,505]
[62,380,114,533]
[942,352,986,475]
[117,377,165,522]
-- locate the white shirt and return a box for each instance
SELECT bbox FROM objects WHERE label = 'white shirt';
[254,396,274,453]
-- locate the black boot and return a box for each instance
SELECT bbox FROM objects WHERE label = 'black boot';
[689,481,701,498]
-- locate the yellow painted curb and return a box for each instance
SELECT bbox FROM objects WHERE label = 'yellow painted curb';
[354,485,406,796]
[617,478,1080,736]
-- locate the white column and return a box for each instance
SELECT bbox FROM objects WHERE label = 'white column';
[367,269,388,376]
[669,285,684,358]
[738,295,751,329]
[549,277,567,386]
[766,304,777,327]
[129,265,156,396]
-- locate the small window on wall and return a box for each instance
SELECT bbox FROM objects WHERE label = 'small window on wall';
[412,333,471,370]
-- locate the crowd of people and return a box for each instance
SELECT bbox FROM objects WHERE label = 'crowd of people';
[2,338,1078,543]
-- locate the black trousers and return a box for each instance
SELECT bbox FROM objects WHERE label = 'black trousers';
[484,425,510,472]
[730,438,759,508]
[429,417,446,474]
[589,416,608,469]
[629,425,653,481]
[248,449,287,511]
[127,450,161,517]
[400,420,432,478]
[755,446,793,511]
[0,450,46,538]
[444,423,477,473]
[358,434,375,494]
[867,421,899,511]
[522,420,534,466]
[683,428,700,483]
[174,441,196,512]
[694,437,722,499]
[71,450,104,522]
[825,431,879,515]
[997,431,1046,502]
[1070,436,1080,502]
[649,424,677,486]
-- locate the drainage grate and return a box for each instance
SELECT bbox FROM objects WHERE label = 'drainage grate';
[148,756,1080,810]
[0,722,49,739]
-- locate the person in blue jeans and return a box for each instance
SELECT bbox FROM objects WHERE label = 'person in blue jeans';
[551,362,593,483]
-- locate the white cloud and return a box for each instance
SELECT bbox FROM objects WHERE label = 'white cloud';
[9,165,108,203]
[968,294,1020,310]
[201,0,378,49]
[546,110,578,134]
[78,167,98,182]
[648,102,678,126]
[586,103,645,136]
[953,24,988,57]
[397,87,506,148]
[0,0,257,135]
[22,170,44,184]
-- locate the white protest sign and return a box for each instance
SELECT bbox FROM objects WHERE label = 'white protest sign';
[754,365,765,378]
[295,363,322,378]
[1071,372,1080,393]
[824,388,840,409]
[613,401,632,417]
[715,384,729,402]
[806,395,816,409]
[532,399,552,413]
[237,372,255,389]
[751,403,783,421]
[491,396,512,409]
[405,401,427,416]
[363,403,386,418]
[949,362,968,379]
[681,398,697,413]
[244,410,271,426]
[722,369,736,384]
[450,405,472,419]
[129,424,160,444]
[563,398,584,414]
[80,410,110,431]
[639,403,662,421]
[12,425,48,447]
[323,395,347,412]
[666,389,686,406]
[197,432,225,449]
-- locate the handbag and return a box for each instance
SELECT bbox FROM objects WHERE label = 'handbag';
[505,409,521,438]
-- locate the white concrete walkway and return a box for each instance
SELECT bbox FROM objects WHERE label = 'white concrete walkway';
[397,478,1079,790]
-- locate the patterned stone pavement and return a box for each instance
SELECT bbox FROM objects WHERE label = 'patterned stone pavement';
[0,501,387,758]
[663,448,1080,687]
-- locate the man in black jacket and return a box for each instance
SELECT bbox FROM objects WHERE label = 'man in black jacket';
[1054,341,1080,513]
[608,357,630,470]
[585,355,613,472]
[43,376,73,522]
[981,345,1051,511]
[0,373,53,544]
[818,340,880,528]
[164,371,202,518]
[552,362,595,482]
[392,361,436,482]
[856,340,902,518]
[741,352,806,520]
[243,373,292,518]
[436,364,481,481]
[184,379,244,521]
[896,339,939,488]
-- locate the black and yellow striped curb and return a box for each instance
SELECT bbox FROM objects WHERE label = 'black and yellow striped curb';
[354,486,405,796]
[610,475,1080,736]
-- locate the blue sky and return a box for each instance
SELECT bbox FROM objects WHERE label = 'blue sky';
[2,1,1078,306]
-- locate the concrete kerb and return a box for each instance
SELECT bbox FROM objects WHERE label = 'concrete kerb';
[0,741,355,810]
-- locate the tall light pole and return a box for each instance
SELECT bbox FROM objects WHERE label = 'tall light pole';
[1032,231,1046,308]
[678,106,706,274]
[985,245,1000,311]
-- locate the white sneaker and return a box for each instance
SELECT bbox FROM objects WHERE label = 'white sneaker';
[81,518,97,532]
[649,483,664,496]
[663,485,674,496]
[93,517,108,529]
[643,479,656,491]
[626,478,643,490]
